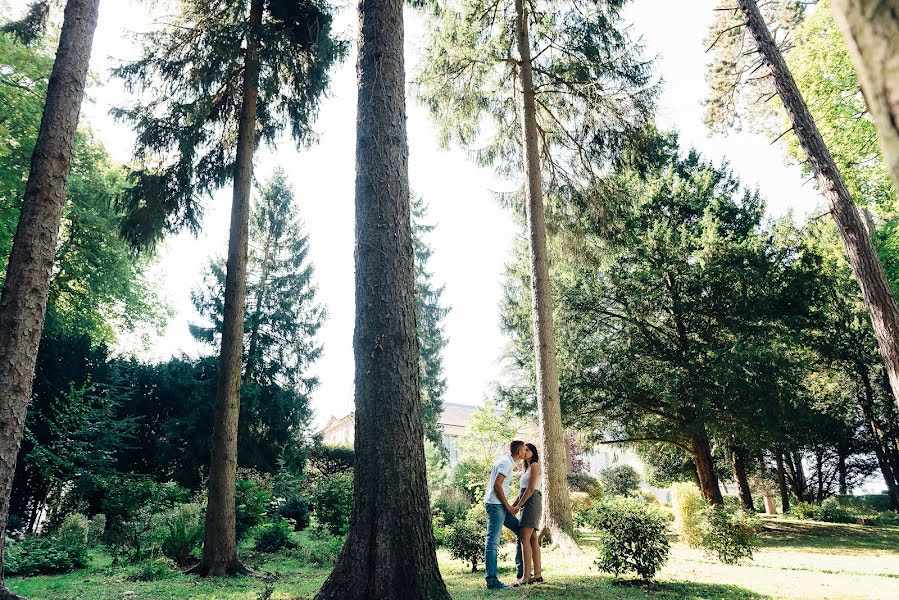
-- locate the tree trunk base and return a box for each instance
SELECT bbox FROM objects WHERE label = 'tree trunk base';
[539,525,583,555]
[186,559,253,577]
[0,586,27,600]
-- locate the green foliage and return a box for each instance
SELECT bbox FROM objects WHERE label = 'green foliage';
[431,487,471,528]
[447,508,486,573]
[306,444,355,480]
[236,478,272,543]
[698,506,760,565]
[4,535,89,577]
[111,0,347,249]
[599,464,641,497]
[425,438,450,491]
[459,400,521,468]
[818,497,852,523]
[451,459,490,504]
[790,501,821,521]
[589,497,671,581]
[412,195,450,447]
[254,517,297,553]
[151,503,204,566]
[57,513,89,547]
[310,471,352,536]
[567,473,603,498]
[291,530,344,565]
[671,482,706,548]
[121,557,177,582]
[87,514,105,547]
[278,494,311,532]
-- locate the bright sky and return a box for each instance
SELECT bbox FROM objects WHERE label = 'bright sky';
[9,0,823,428]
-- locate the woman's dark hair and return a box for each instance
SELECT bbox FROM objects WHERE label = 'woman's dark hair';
[525,443,539,467]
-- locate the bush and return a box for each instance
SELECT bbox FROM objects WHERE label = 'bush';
[236,478,271,542]
[452,459,490,503]
[254,517,296,553]
[4,536,89,576]
[590,498,670,581]
[292,531,345,565]
[432,520,451,548]
[311,471,353,535]
[278,494,311,531]
[447,518,482,572]
[151,503,204,566]
[570,491,593,514]
[88,514,106,547]
[699,505,759,564]
[873,511,899,526]
[599,464,641,497]
[790,501,821,521]
[818,497,852,523]
[567,473,603,498]
[432,487,471,527]
[671,482,705,547]
[58,513,90,547]
[122,557,177,581]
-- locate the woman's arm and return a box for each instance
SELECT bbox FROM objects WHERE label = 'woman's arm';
[516,464,541,507]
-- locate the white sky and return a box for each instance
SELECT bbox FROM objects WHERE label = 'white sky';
[9,0,823,428]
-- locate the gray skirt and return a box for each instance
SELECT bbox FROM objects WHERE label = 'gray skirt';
[519,490,542,529]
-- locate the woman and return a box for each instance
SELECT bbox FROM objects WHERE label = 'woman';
[512,442,543,586]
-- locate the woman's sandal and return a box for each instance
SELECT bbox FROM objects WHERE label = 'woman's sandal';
[528,576,544,584]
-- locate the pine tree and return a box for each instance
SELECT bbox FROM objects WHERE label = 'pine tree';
[417,0,656,544]
[113,0,344,575]
[0,2,99,596]
[411,195,449,449]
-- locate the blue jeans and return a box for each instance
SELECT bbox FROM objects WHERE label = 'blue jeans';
[484,503,523,586]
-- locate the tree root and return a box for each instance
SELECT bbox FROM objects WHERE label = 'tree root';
[0,585,27,600]
[185,559,255,577]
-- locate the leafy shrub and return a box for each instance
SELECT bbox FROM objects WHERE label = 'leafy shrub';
[599,464,641,497]
[567,473,603,498]
[254,517,296,553]
[790,501,821,520]
[873,511,899,526]
[818,497,852,523]
[671,482,705,547]
[432,520,451,548]
[837,494,892,513]
[88,514,106,547]
[452,459,490,503]
[447,517,482,572]
[699,505,760,564]
[432,487,471,527]
[236,478,271,542]
[292,531,345,565]
[58,513,90,547]
[278,494,311,531]
[122,557,177,581]
[570,491,593,514]
[151,503,204,566]
[4,536,89,576]
[589,498,670,581]
[311,471,353,535]
[307,444,355,479]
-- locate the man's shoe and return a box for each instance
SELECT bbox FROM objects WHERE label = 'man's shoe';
[486,581,509,590]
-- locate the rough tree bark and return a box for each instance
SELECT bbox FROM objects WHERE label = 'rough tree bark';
[731,445,754,510]
[858,367,899,509]
[513,0,575,544]
[832,0,899,211]
[775,451,790,513]
[690,431,724,505]
[0,1,100,597]
[312,0,450,596]
[739,0,899,413]
[194,0,262,577]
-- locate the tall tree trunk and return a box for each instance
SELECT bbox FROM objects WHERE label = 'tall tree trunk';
[0,1,99,596]
[837,452,848,496]
[775,451,790,513]
[195,0,262,577]
[831,1,899,201]
[857,366,899,509]
[513,0,575,544]
[242,232,271,385]
[739,0,899,413]
[731,445,754,510]
[313,0,449,596]
[690,431,724,505]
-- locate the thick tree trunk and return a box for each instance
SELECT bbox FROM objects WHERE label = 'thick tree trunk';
[195,0,262,577]
[731,445,754,510]
[831,1,899,205]
[837,453,848,496]
[740,0,899,413]
[513,0,575,544]
[690,432,724,505]
[858,366,899,509]
[0,1,99,596]
[313,0,449,596]
[775,451,790,513]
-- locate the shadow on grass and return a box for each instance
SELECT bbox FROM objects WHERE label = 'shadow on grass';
[759,518,899,553]
[441,569,770,599]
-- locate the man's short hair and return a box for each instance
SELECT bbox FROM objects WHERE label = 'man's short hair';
[510,440,525,455]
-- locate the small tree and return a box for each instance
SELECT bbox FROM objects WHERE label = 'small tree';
[599,464,641,497]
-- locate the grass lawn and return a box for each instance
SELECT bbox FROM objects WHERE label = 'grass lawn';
[8,518,898,599]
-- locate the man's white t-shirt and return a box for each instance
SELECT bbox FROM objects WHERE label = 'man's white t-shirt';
[484,454,514,505]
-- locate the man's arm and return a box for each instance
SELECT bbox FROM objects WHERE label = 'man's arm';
[493,473,519,515]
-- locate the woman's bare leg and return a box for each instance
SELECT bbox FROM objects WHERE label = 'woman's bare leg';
[530,531,542,579]
[518,527,534,583]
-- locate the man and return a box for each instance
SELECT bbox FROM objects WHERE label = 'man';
[483,439,526,590]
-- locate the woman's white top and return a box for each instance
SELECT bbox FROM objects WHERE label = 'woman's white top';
[520,463,542,492]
